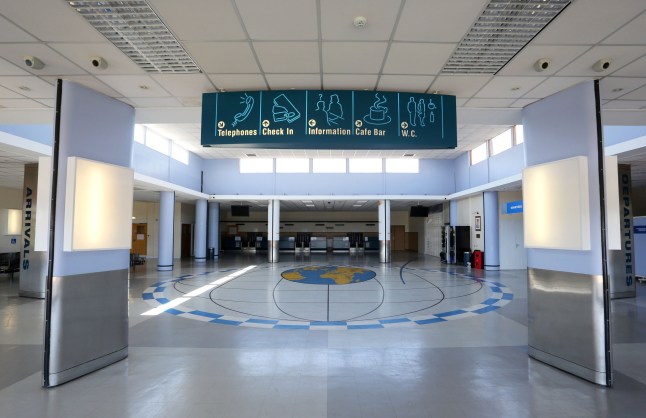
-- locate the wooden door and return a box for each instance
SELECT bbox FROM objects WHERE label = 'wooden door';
[131,223,147,255]
[391,225,406,251]
[181,224,192,258]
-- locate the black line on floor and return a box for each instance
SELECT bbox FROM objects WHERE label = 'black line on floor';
[327,285,330,322]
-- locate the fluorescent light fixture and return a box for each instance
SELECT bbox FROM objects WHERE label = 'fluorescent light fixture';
[35,156,51,251]
[2,209,22,236]
[64,157,134,251]
[142,265,256,316]
[442,0,571,74]
[65,1,200,73]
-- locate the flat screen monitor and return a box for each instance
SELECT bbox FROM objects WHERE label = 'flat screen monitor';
[231,205,250,217]
[410,205,429,217]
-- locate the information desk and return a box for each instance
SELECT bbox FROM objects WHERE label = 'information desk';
[310,237,327,252]
[279,237,295,252]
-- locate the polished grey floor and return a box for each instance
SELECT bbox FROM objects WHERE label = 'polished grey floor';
[1,252,646,418]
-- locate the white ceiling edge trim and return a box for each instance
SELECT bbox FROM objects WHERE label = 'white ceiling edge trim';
[0,109,55,124]
[457,108,522,125]
[209,195,447,202]
[0,131,52,156]
[135,107,202,124]
[605,135,646,157]
[134,172,208,200]
[602,110,646,126]
[447,173,523,200]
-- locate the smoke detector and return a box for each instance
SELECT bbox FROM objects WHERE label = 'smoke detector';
[353,16,367,28]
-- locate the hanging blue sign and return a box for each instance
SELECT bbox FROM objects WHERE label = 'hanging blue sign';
[635,226,646,234]
[201,90,457,149]
[505,200,523,214]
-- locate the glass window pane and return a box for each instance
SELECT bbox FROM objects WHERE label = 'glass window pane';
[515,125,524,144]
[134,125,145,144]
[171,143,189,164]
[491,129,512,156]
[312,158,346,173]
[145,129,169,155]
[276,158,310,173]
[349,158,382,173]
[385,158,419,173]
[240,158,273,173]
[471,143,488,165]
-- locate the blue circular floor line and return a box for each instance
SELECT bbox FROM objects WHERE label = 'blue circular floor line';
[141,269,514,331]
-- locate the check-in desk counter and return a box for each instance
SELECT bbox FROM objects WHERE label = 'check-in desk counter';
[223,236,242,251]
[333,237,350,253]
[279,236,296,252]
[364,236,379,252]
[310,236,327,253]
[255,236,267,252]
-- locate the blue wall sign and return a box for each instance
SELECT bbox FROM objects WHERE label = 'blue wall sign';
[505,200,523,214]
[11,237,17,244]
[635,226,646,234]
[201,90,457,149]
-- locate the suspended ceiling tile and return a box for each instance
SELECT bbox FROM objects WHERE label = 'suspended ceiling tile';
[430,75,491,98]
[618,85,646,101]
[147,0,245,41]
[455,98,469,106]
[612,55,646,77]
[265,74,321,90]
[510,98,540,108]
[556,46,646,77]
[0,0,105,42]
[395,0,487,43]
[523,77,590,99]
[40,75,121,98]
[0,15,36,43]
[129,97,184,108]
[254,42,319,73]
[599,77,646,100]
[0,85,24,99]
[0,98,47,108]
[48,42,146,75]
[0,58,29,77]
[602,100,646,109]
[321,0,401,42]
[207,74,267,91]
[151,74,216,97]
[322,74,377,90]
[475,76,547,99]
[236,0,318,40]
[0,43,86,76]
[184,42,260,73]
[96,75,171,98]
[377,75,434,93]
[322,42,388,74]
[0,76,56,99]
[178,97,203,107]
[382,43,455,75]
[533,0,646,45]
[603,12,646,45]
[498,45,591,76]
[35,98,56,108]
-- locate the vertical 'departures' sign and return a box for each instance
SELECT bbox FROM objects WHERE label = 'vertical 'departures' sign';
[608,164,635,299]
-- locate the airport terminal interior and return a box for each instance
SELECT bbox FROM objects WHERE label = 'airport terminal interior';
[2,1,646,417]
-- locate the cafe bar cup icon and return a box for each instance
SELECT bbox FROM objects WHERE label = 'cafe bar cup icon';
[272,94,301,123]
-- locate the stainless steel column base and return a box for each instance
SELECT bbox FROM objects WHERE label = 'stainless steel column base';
[19,290,45,299]
[268,241,279,263]
[528,346,608,386]
[379,240,391,263]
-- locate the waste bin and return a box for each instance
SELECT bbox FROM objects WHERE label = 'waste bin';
[473,250,483,269]
[463,252,471,266]
[208,248,215,259]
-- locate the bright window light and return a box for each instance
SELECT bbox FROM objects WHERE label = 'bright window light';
[276,158,310,173]
[134,125,145,144]
[313,158,346,173]
[515,125,524,144]
[490,129,513,156]
[349,158,382,173]
[171,143,189,165]
[471,143,488,165]
[386,158,419,173]
[145,129,170,156]
[240,158,273,173]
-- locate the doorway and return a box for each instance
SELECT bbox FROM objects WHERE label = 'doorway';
[131,223,147,255]
[181,224,192,258]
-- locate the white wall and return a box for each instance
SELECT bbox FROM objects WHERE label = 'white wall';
[456,194,484,251]
[0,187,23,253]
[498,191,527,270]
[133,200,195,259]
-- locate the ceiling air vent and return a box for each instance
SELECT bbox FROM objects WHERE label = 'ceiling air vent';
[66,1,201,73]
[441,0,571,75]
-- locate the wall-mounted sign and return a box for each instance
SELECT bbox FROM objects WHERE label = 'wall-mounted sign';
[505,200,523,214]
[201,90,457,149]
[635,226,646,234]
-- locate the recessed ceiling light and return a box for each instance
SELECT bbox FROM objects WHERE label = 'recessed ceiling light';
[611,88,623,93]
[139,85,149,90]
[353,16,367,28]
[511,86,520,91]
[18,86,31,91]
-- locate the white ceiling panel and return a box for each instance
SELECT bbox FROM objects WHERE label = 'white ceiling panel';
[533,0,646,45]
[235,0,318,40]
[602,10,646,45]
[320,0,401,42]
[599,77,646,100]
[510,98,540,108]
[465,98,516,108]
[377,75,434,93]
[0,85,24,99]
[41,76,121,98]
[0,15,37,43]
[498,45,591,76]
[178,97,203,107]
[0,98,46,108]
[207,74,267,91]
[322,42,388,74]
[382,43,455,75]
[430,75,491,97]
[48,42,145,75]
[254,42,319,73]
[148,0,246,41]
[150,74,216,97]
[0,43,86,76]
[322,74,378,90]
[556,46,646,77]
[184,42,260,73]
[523,77,590,99]
[618,85,646,101]
[35,98,56,108]
[130,97,183,108]
[602,100,646,109]
[605,55,646,78]
[0,76,56,99]
[96,75,171,98]
[395,0,487,43]
[0,58,29,76]
[0,0,104,42]
[265,74,321,90]
[475,77,546,99]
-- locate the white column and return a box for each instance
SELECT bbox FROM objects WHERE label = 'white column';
[379,199,391,263]
[158,191,175,271]
[207,202,219,258]
[194,199,207,263]
[483,191,500,271]
[268,199,280,263]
